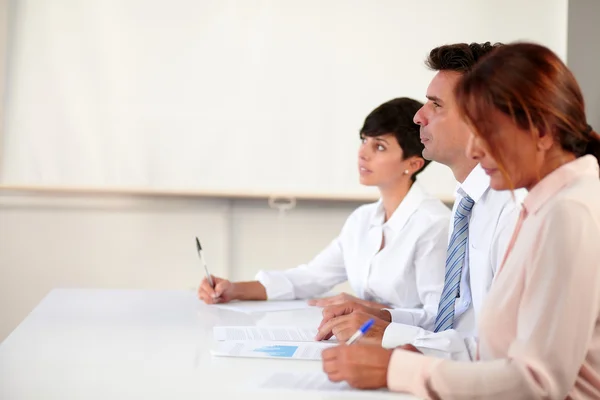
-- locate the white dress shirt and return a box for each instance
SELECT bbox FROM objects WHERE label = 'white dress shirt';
[256,181,450,330]
[382,165,525,359]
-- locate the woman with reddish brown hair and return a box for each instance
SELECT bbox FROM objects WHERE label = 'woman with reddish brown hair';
[321,42,600,399]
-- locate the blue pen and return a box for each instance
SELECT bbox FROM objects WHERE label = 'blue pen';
[345,318,375,345]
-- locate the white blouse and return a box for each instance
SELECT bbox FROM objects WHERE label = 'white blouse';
[387,156,600,399]
[256,181,451,330]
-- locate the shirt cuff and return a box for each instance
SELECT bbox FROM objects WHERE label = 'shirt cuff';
[385,308,417,325]
[387,348,442,397]
[382,322,423,349]
[255,270,295,300]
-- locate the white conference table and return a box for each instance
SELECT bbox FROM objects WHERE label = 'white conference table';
[0,289,417,399]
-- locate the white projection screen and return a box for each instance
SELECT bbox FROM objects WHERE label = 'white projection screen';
[0,0,568,200]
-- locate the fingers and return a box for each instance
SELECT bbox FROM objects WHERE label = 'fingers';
[318,308,341,331]
[321,302,356,325]
[310,292,355,307]
[324,346,377,386]
[331,322,355,342]
[319,302,364,332]
[198,287,218,304]
[325,370,345,382]
[317,317,330,332]
[308,295,339,307]
[198,278,218,304]
[199,276,217,296]
[322,347,344,382]
[213,279,229,298]
[321,346,339,361]
[315,325,334,341]
[198,276,232,304]
[319,311,378,342]
[315,316,340,341]
[324,365,345,383]
[316,315,352,341]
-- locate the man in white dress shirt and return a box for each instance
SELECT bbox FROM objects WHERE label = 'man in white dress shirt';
[316,42,524,361]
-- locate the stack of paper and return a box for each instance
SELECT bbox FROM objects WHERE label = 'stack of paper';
[213,326,321,342]
[211,326,336,360]
[259,371,352,391]
[211,300,313,314]
[256,371,390,395]
[211,340,335,360]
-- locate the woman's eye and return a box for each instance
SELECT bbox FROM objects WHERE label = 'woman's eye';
[377,145,385,151]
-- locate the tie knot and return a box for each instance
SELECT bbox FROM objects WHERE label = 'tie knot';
[455,195,475,219]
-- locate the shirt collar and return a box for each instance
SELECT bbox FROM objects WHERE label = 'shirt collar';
[370,181,430,233]
[523,155,599,215]
[455,164,490,203]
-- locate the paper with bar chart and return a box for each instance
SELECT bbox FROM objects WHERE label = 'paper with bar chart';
[213,326,320,342]
[210,340,336,360]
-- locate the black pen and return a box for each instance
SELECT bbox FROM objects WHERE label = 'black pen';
[195,237,215,289]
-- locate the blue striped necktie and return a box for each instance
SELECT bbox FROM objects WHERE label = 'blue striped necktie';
[434,195,475,332]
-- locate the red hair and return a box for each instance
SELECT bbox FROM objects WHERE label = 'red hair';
[454,42,600,184]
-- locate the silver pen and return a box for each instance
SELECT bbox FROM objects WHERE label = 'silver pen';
[195,237,215,288]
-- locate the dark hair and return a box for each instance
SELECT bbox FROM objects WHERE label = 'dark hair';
[426,42,503,72]
[585,125,600,163]
[360,97,428,181]
[454,42,600,182]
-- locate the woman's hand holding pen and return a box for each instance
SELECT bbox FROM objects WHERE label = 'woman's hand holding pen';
[320,320,420,389]
[322,344,392,389]
[198,278,268,304]
[198,275,234,304]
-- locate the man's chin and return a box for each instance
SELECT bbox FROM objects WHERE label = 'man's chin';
[422,148,435,162]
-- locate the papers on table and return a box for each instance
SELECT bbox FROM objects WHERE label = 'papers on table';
[258,371,352,391]
[256,371,391,396]
[213,326,320,342]
[211,300,313,314]
[211,340,335,360]
[211,325,338,361]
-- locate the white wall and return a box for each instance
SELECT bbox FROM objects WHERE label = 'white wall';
[0,193,360,341]
[1,0,568,201]
[0,0,7,162]
[567,0,600,130]
[0,0,573,343]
